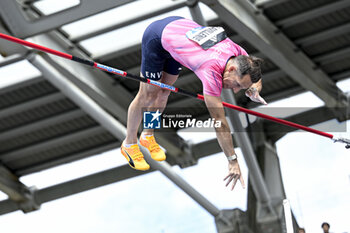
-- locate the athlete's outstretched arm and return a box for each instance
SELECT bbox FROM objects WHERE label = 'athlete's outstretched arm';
[204,94,245,190]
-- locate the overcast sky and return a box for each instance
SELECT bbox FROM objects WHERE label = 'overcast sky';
[0,1,349,233]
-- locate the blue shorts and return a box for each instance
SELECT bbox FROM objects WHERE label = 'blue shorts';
[141,16,183,81]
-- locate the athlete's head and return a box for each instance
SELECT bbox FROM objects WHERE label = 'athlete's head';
[223,55,263,93]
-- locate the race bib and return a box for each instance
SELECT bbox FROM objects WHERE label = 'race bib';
[186,26,227,50]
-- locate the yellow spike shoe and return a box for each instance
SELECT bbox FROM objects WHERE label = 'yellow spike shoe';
[140,135,166,161]
[121,144,150,171]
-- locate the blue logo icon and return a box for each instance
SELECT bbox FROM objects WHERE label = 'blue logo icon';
[143,110,162,129]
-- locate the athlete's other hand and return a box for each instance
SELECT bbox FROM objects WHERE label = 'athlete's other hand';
[245,87,267,105]
[224,160,245,191]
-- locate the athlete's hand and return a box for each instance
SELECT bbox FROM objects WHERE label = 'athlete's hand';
[245,87,267,105]
[224,160,245,191]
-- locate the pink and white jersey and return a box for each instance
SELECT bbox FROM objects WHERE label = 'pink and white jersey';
[161,18,248,96]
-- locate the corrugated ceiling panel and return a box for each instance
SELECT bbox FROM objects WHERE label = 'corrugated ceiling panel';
[8,130,117,170]
[0,114,97,153]
[264,0,332,21]
[284,8,350,39]
[0,98,77,132]
[304,34,350,57]
[321,59,350,75]
[0,80,57,110]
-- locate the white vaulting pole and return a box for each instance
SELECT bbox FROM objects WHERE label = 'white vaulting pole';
[283,199,294,233]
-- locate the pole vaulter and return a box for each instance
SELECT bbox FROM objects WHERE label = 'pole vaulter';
[1,32,349,149]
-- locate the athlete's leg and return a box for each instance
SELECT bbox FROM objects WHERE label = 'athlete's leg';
[138,71,178,161]
[124,74,162,144]
[121,16,182,169]
[142,71,178,135]
[122,75,159,170]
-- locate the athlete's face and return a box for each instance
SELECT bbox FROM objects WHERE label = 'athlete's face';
[223,72,252,93]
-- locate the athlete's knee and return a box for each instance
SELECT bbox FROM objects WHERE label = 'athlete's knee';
[138,89,160,103]
[152,89,170,105]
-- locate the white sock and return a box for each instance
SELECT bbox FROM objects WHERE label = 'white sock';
[141,133,153,139]
[123,142,136,148]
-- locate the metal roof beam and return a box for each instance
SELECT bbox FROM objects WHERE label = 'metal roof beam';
[0,164,149,215]
[29,32,133,121]
[276,0,350,28]
[0,54,25,68]
[0,165,29,201]
[313,46,350,66]
[1,150,221,216]
[254,0,289,9]
[201,0,348,111]
[0,92,64,119]
[332,70,350,82]
[72,0,187,42]
[0,26,27,56]
[0,165,40,212]
[188,0,207,26]
[17,0,40,4]
[0,126,107,162]
[295,22,350,47]
[16,142,120,176]
[0,0,135,38]
[0,109,85,141]
[0,76,45,94]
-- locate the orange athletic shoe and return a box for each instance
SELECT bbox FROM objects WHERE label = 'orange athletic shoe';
[121,144,150,171]
[139,135,166,161]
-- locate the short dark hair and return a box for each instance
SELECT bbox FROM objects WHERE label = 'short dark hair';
[321,222,330,228]
[234,55,263,83]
